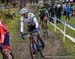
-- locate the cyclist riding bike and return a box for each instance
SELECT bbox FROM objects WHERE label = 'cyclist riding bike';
[20,8,45,49]
[39,7,48,29]
[0,17,11,59]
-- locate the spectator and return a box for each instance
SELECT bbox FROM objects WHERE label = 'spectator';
[55,3,62,22]
[57,3,62,19]
[50,5,55,17]
[62,2,66,15]
[44,1,49,9]
[13,2,16,8]
[65,3,70,20]
[35,0,38,4]
[48,4,55,23]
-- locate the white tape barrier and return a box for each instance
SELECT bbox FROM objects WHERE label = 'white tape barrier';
[45,55,75,59]
[56,18,75,31]
[49,16,75,31]
[49,22,75,43]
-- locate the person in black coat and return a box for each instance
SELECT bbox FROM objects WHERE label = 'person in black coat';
[47,4,54,23]
[55,3,62,22]
[35,0,38,4]
[57,3,62,19]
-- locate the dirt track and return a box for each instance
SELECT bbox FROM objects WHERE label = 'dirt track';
[11,30,67,59]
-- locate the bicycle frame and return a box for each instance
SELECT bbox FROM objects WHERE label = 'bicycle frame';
[23,32,44,59]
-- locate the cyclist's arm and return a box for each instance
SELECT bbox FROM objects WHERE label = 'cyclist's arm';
[3,24,8,32]
[20,17,24,33]
[33,16,39,29]
[20,17,25,39]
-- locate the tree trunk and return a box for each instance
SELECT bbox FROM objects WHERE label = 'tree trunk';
[23,0,26,7]
[5,0,7,11]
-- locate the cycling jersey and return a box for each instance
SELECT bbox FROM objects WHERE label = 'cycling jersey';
[0,26,5,44]
[0,21,10,50]
[39,7,47,20]
[0,24,7,44]
[20,13,39,33]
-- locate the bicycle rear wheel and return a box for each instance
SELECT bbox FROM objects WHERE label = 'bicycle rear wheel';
[29,35,44,59]
[36,37,44,58]
[30,42,39,59]
[9,52,14,59]
[30,43,34,59]
[42,30,48,39]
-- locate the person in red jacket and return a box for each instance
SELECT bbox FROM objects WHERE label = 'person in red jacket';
[0,16,11,59]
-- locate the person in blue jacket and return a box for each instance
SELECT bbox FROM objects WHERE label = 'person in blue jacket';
[65,3,70,20]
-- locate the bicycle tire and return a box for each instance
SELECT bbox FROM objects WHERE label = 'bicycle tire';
[36,37,44,58]
[10,52,14,59]
[43,30,48,39]
[39,49,44,57]
[29,36,41,59]
[30,41,34,59]
[46,30,48,38]
[29,34,44,59]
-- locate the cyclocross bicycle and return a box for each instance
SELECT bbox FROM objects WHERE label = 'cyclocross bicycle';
[42,20,48,39]
[23,31,44,59]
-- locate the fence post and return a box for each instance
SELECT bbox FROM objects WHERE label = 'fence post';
[63,21,66,42]
[54,17,56,32]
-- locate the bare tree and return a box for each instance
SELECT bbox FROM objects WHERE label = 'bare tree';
[12,0,16,8]
[19,0,27,9]
[5,0,8,11]
[51,0,54,6]
[23,0,26,6]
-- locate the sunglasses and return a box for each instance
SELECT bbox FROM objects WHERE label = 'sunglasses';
[22,14,27,16]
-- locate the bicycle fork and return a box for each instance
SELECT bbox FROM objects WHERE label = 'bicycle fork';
[31,37,37,53]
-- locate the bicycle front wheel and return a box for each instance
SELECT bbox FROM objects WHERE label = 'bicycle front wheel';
[29,39,39,59]
[30,40,34,59]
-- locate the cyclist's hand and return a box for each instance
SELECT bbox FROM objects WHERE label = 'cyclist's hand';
[20,32,25,40]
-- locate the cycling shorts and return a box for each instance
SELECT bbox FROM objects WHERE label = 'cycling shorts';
[0,32,10,50]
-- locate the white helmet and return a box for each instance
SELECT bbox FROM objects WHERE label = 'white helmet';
[20,8,29,14]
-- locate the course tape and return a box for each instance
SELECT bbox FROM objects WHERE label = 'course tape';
[48,16,75,30]
[48,17,75,42]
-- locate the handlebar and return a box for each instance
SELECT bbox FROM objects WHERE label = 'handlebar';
[21,31,38,40]
[23,31,37,36]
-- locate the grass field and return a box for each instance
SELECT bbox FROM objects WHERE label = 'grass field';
[48,15,75,56]
[56,16,75,38]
